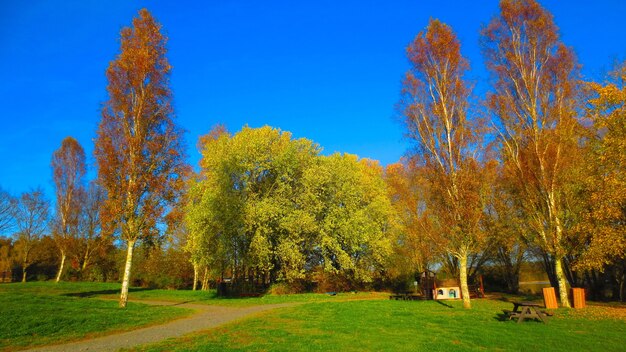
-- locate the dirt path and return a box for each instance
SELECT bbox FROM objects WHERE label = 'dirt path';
[22,301,297,352]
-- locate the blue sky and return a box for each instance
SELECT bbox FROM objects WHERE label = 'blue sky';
[0,0,624,198]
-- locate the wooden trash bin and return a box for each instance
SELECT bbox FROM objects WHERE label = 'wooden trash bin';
[571,288,586,308]
[542,287,558,309]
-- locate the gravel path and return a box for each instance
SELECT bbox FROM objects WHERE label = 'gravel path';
[22,301,297,352]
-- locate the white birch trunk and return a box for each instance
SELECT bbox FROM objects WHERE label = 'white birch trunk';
[459,253,471,309]
[201,267,209,291]
[55,251,66,283]
[82,246,91,272]
[119,240,136,308]
[192,264,198,291]
[554,256,570,308]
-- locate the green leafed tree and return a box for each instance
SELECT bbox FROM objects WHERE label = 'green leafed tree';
[302,153,394,285]
[187,125,319,287]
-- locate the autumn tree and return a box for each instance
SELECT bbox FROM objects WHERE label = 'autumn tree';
[577,62,626,300]
[0,237,13,282]
[95,9,187,307]
[483,165,528,293]
[400,19,490,308]
[51,136,86,282]
[385,160,436,282]
[482,0,582,307]
[12,189,49,282]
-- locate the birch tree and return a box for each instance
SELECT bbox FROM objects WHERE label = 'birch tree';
[51,136,86,282]
[95,9,187,308]
[482,0,581,307]
[400,19,489,309]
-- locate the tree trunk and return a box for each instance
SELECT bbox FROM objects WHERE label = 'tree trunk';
[201,267,209,291]
[554,256,570,308]
[192,263,198,291]
[618,270,625,302]
[82,247,91,272]
[119,239,136,308]
[459,253,471,309]
[55,251,66,283]
[22,266,27,283]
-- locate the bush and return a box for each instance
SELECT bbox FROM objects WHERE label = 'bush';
[269,281,306,295]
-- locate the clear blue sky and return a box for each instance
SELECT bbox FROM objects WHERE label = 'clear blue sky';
[0,1,624,198]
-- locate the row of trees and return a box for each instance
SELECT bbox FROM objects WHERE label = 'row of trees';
[0,141,108,285]
[392,0,626,308]
[0,1,623,310]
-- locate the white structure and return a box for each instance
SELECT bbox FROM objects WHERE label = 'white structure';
[435,287,460,300]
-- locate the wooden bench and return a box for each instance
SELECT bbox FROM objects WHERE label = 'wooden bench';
[389,293,422,301]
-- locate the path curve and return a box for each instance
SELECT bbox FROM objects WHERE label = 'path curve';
[23,301,297,352]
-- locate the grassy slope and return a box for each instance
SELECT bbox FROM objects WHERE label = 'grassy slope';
[0,282,192,351]
[129,299,626,352]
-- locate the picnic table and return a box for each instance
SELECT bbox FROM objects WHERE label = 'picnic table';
[503,301,551,323]
[389,293,421,301]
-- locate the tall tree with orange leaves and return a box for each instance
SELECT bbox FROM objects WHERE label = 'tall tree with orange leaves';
[95,9,187,308]
[482,0,582,307]
[400,19,490,309]
[577,63,626,300]
[51,136,86,283]
[385,160,436,280]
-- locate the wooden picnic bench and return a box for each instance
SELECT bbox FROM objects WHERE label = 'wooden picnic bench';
[389,293,421,301]
[503,301,551,323]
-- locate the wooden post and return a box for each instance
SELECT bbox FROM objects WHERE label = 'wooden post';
[571,288,586,308]
[542,287,558,309]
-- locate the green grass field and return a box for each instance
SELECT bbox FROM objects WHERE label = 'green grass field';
[128,298,626,352]
[0,282,192,351]
[2,282,625,352]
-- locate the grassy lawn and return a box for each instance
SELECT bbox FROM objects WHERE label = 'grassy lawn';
[0,282,192,351]
[3,282,625,352]
[88,285,384,307]
[128,298,626,352]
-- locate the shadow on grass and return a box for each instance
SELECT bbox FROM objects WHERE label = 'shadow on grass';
[62,287,154,298]
[494,312,511,321]
[435,300,454,309]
